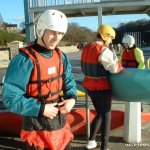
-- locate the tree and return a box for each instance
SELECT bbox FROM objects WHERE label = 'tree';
[114,19,150,46]
[0,13,3,27]
[0,30,25,46]
[63,23,96,45]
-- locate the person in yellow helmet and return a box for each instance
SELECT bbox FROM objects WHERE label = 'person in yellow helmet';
[81,24,122,150]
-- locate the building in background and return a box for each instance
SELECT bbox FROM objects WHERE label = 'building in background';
[6,24,17,32]
[0,23,17,32]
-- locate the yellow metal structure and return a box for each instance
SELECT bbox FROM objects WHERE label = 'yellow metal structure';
[147,58,150,69]
[60,90,85,97]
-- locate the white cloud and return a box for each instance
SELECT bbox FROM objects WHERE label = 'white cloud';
[14,16,25,22]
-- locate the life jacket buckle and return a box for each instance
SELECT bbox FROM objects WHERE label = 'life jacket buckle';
[48,78,52,82]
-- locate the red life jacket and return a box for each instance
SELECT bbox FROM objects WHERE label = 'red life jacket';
[121,48,138,68]
[20,47,63,102]
[81,43,111,90]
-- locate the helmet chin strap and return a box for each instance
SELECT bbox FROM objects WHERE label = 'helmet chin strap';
[104,39,111,47]
[123,43,130,50]
[124,45,129,49]
[100,38,106,46]
[40,30,47,48]
[41,36,47,48]
[41,31,51,50]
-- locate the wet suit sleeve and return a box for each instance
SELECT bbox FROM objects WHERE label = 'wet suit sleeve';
[99,47,122,73]
[134,48,145,69]
[62,52,77,101]
[2,52,41,117]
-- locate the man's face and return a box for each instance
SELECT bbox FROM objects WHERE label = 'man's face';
[122,43,129,49]
[43,29,64,50]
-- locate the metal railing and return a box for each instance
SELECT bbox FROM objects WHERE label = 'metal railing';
[29,0,145,7]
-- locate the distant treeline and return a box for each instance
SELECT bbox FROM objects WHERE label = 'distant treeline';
[0,19,150,47]
[114,19,150,46]
[63,19,150,46]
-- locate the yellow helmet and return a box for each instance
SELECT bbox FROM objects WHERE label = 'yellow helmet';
[97,24,116,41]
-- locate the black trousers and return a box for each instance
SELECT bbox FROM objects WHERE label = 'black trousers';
[25,142,71,150]
[87,90,112,150]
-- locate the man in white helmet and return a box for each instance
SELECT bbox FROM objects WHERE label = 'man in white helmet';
[121,34,145,112]
[121,34,145,69]
[3,9,77,150]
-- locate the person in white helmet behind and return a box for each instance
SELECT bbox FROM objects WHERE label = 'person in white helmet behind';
[121,35,145,69]
[121,34,145,112]
[3,9,77,150]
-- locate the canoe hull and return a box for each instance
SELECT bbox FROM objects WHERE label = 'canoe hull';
[0,109,124,135]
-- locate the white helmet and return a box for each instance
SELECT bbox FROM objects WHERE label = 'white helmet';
[36,9,68,38]
[122,35,135,48]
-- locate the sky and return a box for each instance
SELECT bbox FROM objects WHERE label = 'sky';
[0,0,150,31]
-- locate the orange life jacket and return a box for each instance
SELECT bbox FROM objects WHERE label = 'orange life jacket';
[121,48,138,68]
[20,47,73,150]
[81,43,111,90]
[20,47,63,102]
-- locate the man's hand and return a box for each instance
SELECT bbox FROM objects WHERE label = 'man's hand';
[57,99,75,114]
[43,103,59,119]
